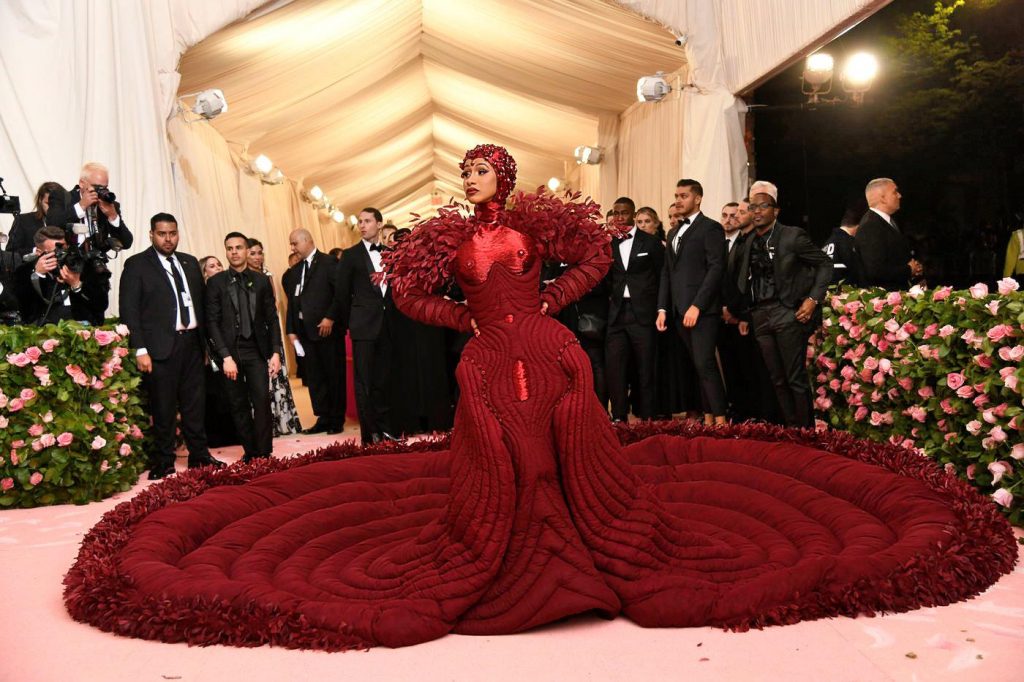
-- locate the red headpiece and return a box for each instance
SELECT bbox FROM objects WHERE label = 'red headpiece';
[461,144,517,222]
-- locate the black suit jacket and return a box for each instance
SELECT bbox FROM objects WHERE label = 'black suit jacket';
[283,250,339,339]
[205,270,283,361]
[49,185,133,250]
[336,242,390,341]
[855,210,912,290]
[119,247,204,361]
[733,222,833,312]
[658,213,726,317]
[607,229,664,326]
[5,213,44,257]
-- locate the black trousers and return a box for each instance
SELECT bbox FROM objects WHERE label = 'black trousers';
[676,313,727,416]
[353,328,394,443]
[751,301,815,427]
[300,329,346,426]
[144,329,209,467]
[606,300,655,420]
[222,338,273,458]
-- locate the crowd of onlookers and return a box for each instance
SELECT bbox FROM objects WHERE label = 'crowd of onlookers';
[4,162,1024,479]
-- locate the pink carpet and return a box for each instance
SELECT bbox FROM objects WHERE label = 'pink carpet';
[2,428,1023,682]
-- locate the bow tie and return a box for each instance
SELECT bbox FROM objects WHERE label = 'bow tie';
[678,217,691,227]
[369,243,383,252]
[619,233,633,241]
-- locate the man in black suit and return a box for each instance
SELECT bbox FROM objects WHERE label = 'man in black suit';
[284,228,345,433]
[15,225,109,326]
[119,213,223,479]
[855,178,922,290]
[206,232,283,462]
[337,208,395,445]
[606,196,664,422]
[48,163,133,252]
[656,180,727,425]
[733,191,832,427]
[824,208,866,286]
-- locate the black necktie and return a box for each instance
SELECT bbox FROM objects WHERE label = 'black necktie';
[299,259,309,294]
[166,256,191,328]
[233,271,252,339]
[889,217,900,233]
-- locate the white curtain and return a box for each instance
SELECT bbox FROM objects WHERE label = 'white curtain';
[617,89,685,224]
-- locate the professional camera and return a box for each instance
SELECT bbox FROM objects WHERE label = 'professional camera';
[92,184,116,204]
[52,243,88,274]
[0,176,19,215]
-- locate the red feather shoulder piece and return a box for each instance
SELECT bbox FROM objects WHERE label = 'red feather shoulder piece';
[378,204,475,297]
[504,188,619,263]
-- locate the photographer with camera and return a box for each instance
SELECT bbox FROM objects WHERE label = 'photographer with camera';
[48,162,132,252]
[14,225,109,326]
[5,181,66,256]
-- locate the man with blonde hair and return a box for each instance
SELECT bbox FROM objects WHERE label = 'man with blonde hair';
[50,161,133,251]
[855,177,921,290]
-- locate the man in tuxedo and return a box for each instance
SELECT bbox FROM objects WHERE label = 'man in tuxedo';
[119,213,223,479]
[824,208,865,286]
[855,178,922,290]
[606,196,664,422]
[733,191,832,427]
[206,232,283,462]
[284,228,345,433]
[656,180,728,425]
[48,163,133,252]
[337,208,395,445]
[15,225,108,325]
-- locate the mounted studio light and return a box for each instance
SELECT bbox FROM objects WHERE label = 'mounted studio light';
[636,71,672,103]
[547,177,562,192]
[191,89,228,120]
[309,185,324,202]
[331,210,345,223]
[573,146,602,165]
[252,154,273,175]
[841,52,879,103]
[349,214,358,226]
[801,53,834,104]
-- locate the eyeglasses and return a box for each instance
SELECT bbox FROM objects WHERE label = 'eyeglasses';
[750,202,776,210]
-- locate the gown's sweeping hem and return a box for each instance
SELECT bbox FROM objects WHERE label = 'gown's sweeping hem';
[62,422,1017,651]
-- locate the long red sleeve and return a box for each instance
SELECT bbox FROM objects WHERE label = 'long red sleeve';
[394,287,473,333]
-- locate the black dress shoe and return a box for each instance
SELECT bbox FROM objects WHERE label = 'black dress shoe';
[325,421,345,434]
[188,454,225,469]
[303,421,329,434]
[148,464,176,480]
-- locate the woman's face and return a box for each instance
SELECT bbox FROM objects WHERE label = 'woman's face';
[203,257,223,280]
[461,159,497,204]
[635,212,658,236]
[247,245,264,271]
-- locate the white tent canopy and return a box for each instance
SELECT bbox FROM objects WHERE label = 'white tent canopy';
[0,0,889,307]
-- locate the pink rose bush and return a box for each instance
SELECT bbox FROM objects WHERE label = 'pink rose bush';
[819,283,1024,524]
[1,322,147,508]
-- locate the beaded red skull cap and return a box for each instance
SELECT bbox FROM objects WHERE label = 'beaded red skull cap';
[461,144,517,205]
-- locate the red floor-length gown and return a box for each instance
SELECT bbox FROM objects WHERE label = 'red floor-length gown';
[65,196,1016,651]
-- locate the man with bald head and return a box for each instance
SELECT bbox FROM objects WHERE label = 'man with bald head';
[283,229,345,433]
[49,162,133,251]
[855,178,922,290]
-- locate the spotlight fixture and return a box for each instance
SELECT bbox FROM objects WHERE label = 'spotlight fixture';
[573,146,602,165]
[264,168,285,185]
[191,89,228,119]
[799,50,878,107]
[331,210,345,223]
[841,52,879,104]
[349,214,358,226]
[801,53,835,103]
[252,154,273,175]
[547,177,562,192]
[309,185,324,202]
[637,71,672,103]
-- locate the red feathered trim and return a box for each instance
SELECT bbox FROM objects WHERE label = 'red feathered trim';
[63,425,1017,650]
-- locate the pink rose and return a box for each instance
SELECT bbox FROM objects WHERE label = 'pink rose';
[864,357,879,371]
[992,488,1014,508]
[24,346,42,362]
[967,463,977,479]
[990,426,1008,443]
[115,323,129,336]
[41,338,59,352]
[987,324,1015,342]
[854,406,869,422]
[982,409,997,424]
[90,403,104,413]
[975,353,993,369]
[997,277,1020,295]
[130,425,143,439]
[973,394,989,408]
[90,436,106,450]
[907,284,925,299]
[0,416,6,428]
[0,392,6,408]
[841,366,855,380]
[956,384,975,399]
[938,324,955,338]
[918,386,934,398]
[100,460,110,473]
[19,388,35,401]
[93,329,117,346]
[0,478,13,491]
[1000,367,1020,392]
[8,398,24,412]
[6,352,31,367]
[884,319,900,333]
[946,372,966,390]
[57,432,73,447]
[113,346,129,358]
[878,358,892,374]
[829,379,841,390]
[10,450,19,465]
[77,329,91,340]
[906,406,927,423]
[886,291,902,306]
[1011,444,1024,460]
[119,443,132,456]
[966,420,982,435]
[27,424,44,437]
[923,323,938,339]
[92,379,105,390]
[944,462,956,475]
[986,300,1001,316]
[988,461,1012,484]
[969,282,990,299]
[33,365,49,379]
[104,412,115,424]
[29,472,42,486]
[39,433,56,448]
[932,286,952,301]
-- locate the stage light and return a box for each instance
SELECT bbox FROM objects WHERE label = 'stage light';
[191,89,228,119]
[573,146,602,165]
[264,168,285,185]
[252,154,273,175]
[547,177,561,192]
[331,210,345,223]
[309,185,324,202]
[637,71,672,103]
[803,53,834,86]
[349,214,358,226]
[842,52,879,92]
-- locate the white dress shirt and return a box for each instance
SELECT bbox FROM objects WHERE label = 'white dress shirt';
[136,252,196,357]
[618,226,637,298]
[672,211,701,252]
[363,240,387,296]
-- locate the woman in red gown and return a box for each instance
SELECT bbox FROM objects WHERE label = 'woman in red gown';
[64,145,1016,651]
